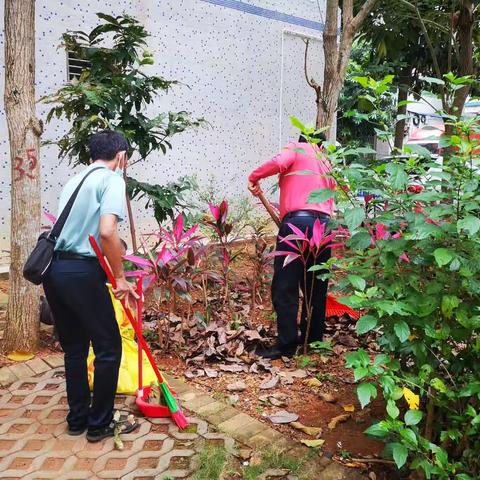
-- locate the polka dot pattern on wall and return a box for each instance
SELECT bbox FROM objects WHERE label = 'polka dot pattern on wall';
[0,0,325,264]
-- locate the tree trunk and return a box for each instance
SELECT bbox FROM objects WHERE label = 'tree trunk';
[443,0,474,163]
[393,71,412,151]
[3,0,42,354]
[314,0,379,139]
[449,0,474,118]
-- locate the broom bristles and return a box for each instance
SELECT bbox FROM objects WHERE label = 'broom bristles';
[171,410,189,429]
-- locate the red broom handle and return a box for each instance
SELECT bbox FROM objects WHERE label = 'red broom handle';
[88,235,167,385]
[137,276,143,391]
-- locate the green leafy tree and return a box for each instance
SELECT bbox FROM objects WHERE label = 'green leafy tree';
[42,13,203,248]
[298,74,480,478]
[361,0,479,147]
[337,41,398,149]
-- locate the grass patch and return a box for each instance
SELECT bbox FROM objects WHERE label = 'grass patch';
[192,445,227,480]
[243,448,312,480]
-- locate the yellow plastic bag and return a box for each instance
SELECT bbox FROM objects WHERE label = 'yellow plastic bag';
[87,286,157,395]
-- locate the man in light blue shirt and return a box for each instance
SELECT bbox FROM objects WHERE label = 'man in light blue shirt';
[43,131,139,443]
[55,162,127,256]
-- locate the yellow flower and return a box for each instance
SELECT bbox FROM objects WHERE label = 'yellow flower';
[403,387,420,410]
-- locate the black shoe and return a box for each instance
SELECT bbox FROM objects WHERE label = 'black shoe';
[256,346,297,360]
[67,425,87,436]
[86,414,139,443]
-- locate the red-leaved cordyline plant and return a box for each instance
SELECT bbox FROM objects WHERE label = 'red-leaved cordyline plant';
[369,223,410,263]
[273,219,342,354]
[203,200,237,307]
[125,214,207,348]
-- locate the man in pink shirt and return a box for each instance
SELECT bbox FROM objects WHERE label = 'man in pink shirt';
[248,133,335,359]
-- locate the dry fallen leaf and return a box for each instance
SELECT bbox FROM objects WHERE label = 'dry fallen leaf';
[300,439,325,448]
[328,413,350,430]
[303,378,322,388]
[260,376,279,390]
[269,396,286,407]
[219,364,244,373]
[291,421,323,437]
[226,381,247,392]
[267,410,299,424]
[345,461,367,468]
[319,392,338,403]
[7,351,34,362]
[204,368,218,378]
[290,369,308,378]
[343,404,355,412]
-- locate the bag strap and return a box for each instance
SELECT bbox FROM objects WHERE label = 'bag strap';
[50,166,105,240]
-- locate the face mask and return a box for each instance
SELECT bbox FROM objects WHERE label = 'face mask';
[115,168,124,177]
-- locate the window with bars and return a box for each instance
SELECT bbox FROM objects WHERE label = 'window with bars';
[66,51,91,81]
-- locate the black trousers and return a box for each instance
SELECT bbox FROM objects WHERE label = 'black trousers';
[43,258,121,431]
[272,215,331,350]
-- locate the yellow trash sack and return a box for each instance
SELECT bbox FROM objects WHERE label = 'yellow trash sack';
[87,286,157,395]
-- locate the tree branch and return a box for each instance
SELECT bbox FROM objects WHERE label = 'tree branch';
[352,0,379,31]
[397,0,442,80]
[303,39,315,88]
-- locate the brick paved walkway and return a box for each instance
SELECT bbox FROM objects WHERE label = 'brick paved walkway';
[0,368,235,479]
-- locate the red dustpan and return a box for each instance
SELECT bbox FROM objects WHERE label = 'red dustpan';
[134,276,173,418]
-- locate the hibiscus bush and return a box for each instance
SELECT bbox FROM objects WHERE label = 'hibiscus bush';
[297,75,480,478]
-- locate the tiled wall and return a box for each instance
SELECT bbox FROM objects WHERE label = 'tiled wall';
[0,0,325,264]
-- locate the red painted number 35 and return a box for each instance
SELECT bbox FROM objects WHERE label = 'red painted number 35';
[14,148,37,182]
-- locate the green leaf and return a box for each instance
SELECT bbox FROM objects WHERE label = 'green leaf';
[352,76,369,88]
[356,315,377,335]
[400,428,418,447]
[433,248,453,267]
[431,378,448,393]
[344,207,365,231]
[289,116,306,132]
[348,275,366,291]
[357,383,377,409]
[386,399,400,419]
[308,188,335,203]
[385,163,408,190]
[441,295,460,318]
[404,410,423,426]
[420,75,445,86]
[391,442,409,469]
[394,321,410,343]
[458,215,480,236]
[364,421,389,438]
[354,366,369,381]
[349,231,372,250]
[406,144,432,158]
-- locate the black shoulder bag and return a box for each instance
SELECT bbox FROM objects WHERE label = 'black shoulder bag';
[23,167,103,285]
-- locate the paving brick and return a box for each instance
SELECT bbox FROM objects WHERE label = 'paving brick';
[0,366,17,387]
[196,400,238,425]
[246,427,288,449]
[164,375,192,394]
[25,358,51,375]
[182,393,216,412]
[7,363,35,380]
[217,413,264,443]
[43,355,64,368]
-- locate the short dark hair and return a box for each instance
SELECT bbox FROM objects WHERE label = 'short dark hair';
[298,132,327,143]
[88,130,129,161]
